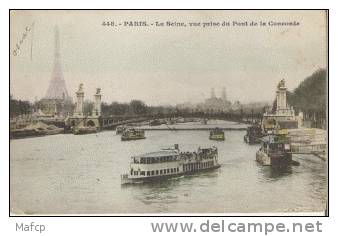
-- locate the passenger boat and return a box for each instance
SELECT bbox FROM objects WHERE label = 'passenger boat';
[121,128,145,141]
[209,128,225,141]
[256,135,298,166]
[121,145,220,184]
[116,126,126,135]
[244,124,263,144]
[73,126,97,135]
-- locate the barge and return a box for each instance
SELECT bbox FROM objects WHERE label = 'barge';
[209,128,225,141]
[10,122,64,139]
[121,145,220,184]
[121,128,145,141]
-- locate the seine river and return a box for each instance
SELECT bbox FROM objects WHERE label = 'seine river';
[10,120,327,214]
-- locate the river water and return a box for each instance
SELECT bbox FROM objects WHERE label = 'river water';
[10,120,327,214]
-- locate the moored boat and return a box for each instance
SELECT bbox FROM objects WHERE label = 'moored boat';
[209,128,225,141]
[73,126,97,135]
[10,121,64,139]
[121,128,145,141]
[244,124,263,144]
[256,135,298,166]
[121,145,220,184]
[10,128,46,139]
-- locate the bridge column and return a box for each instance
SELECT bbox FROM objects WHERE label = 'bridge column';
[276,79,287,113]
[93,88,102,116]
[75,83,84,116]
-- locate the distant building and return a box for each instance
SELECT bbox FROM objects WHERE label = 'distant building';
[201,87,231,113]
[38,26,73,117]
[231,100,242,111]
[221,87,227,101]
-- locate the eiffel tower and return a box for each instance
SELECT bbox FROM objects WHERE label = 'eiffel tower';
[44,26,70,100]
[39,26,72,117]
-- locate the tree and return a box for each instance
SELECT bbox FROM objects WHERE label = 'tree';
[83,100,94,115]
[110,102,129,115]
[271,99,277,113]
[10,95,32,118]
[288,68,327,114]
[287,68,327,128]
[129,100,147,115]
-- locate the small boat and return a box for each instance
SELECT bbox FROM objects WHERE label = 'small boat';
[121,128,145,141]
[121,144,220,184]
[209,128,225,141]
[244,124,263,144]
[149,120,162,126]
[256,135,298,166]
[73,126,97,135]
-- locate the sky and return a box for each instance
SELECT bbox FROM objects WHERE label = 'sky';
[10,10,327,106]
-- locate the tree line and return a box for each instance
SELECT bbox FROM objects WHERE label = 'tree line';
[287,68,327,128]
[10,68,327,124]
[100,100,176,116]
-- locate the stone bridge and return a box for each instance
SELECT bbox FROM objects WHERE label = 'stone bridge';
[99,112,262,130]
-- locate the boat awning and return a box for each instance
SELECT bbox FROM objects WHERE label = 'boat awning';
[260,135,289,144]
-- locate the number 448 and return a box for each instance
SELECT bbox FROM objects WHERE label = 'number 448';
[102,21,115,26]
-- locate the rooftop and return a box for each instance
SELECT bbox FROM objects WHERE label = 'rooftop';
[133,150,179,159]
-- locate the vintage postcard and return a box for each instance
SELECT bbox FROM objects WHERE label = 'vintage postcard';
[10,10,328,215]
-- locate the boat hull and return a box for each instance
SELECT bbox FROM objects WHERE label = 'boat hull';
[256,150,293,166]
[121,136,146,141]
[209,134,225,141]
[121,165,220,185]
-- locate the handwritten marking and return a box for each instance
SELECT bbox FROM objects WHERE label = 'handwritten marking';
[12,22,34,57]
